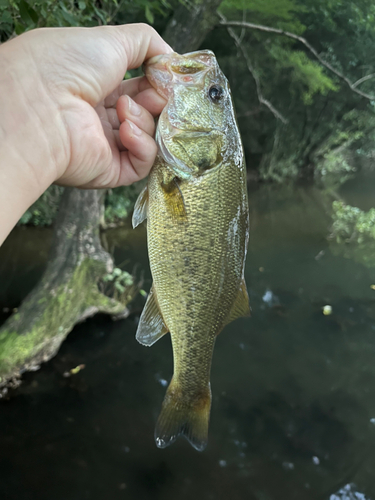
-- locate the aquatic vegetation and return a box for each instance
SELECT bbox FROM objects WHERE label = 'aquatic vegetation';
[329,201,375,267]
[331,202,375,243]
[99,268,139,304]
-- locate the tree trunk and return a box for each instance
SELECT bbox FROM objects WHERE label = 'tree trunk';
[163,0,222,53]
[0,189,132,389]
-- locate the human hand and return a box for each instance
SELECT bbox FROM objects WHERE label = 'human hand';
[0,24,172,191]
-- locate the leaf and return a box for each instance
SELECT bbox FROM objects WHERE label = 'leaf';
[19,0,38,25]
[61,9,78,26]
[145,4,154,24]
[78,1,86,9]
[115,283,125,293]
[1,10,12,23]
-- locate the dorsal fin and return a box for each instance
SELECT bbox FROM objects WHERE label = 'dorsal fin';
[132,185,148,228]
[136,284,168,346]
[223,278,251,329]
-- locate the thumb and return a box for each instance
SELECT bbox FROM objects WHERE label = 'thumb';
[109,23,173,70]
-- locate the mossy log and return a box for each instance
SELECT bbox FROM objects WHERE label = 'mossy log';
[0,188,130,389]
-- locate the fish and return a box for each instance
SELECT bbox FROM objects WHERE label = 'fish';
[132,50,250,451]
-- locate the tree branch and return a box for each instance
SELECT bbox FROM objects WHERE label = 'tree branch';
[219,20,375,101]
[352,73,375,89]
[219,13,288,123]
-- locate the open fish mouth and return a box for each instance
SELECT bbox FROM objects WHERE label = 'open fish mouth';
[144,50,217,99]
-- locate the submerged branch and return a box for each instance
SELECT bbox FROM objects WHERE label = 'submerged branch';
[219,13,288,124]
[219,20,375,101]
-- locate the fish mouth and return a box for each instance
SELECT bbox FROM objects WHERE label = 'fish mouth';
[144,50,216,99]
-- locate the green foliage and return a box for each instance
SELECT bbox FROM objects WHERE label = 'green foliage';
[282,50,338,104]
[0,0,173,41]
[209,0,375,181]
[330,201,375,267]
[221,0,306,32]
[100,267,138,303]
[104,185,140,226]
[18,186,63,227]
[19,185,141,227]
[331,202,375,243]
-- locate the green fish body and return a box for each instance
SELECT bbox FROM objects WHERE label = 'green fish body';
[133,50,250,451]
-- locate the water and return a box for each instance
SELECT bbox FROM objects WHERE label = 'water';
[1,172,375,500]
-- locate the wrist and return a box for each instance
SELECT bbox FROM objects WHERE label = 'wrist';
[0,142,51,246]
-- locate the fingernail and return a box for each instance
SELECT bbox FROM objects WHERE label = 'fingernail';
[126,119,142,136]
[127,95,141,116]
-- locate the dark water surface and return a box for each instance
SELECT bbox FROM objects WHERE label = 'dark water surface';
[1,172,375,500]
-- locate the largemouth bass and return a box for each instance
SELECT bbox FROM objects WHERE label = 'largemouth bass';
[132,50,250,451]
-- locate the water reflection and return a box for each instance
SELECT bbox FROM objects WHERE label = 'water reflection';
[330,484,371,500]
[0,172,375,499]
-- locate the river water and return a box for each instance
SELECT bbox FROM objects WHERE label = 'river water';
[0,170,375,500]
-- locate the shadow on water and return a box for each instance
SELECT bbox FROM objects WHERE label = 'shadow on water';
[1,172,375,499]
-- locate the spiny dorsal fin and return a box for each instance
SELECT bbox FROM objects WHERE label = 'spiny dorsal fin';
[136,284,168,346]
[132,185,148,229]
[223,278,251,329]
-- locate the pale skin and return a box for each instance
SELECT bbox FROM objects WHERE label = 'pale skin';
[0,23,173,246]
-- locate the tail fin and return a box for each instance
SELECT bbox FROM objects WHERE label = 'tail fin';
[154,378,211,452]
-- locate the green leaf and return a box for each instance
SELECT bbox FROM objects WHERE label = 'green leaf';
[115,283,125,293]
[60,9,78,26]
[145,4,154,24]
[0,0,9,8]
[78,1,86,9]
[19,0,38,25]
[1,10,12,23]
[14,20,25,34]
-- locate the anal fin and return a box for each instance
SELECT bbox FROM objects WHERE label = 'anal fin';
[136,284,168,346]
[223,278,251,328]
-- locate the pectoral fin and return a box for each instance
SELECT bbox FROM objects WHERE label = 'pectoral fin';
[162,177,187,222]
[223,279,251,328]
[136,284,168,346]
[132,185,148,229]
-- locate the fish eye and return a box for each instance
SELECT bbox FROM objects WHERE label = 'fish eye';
[208,85,224,102]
